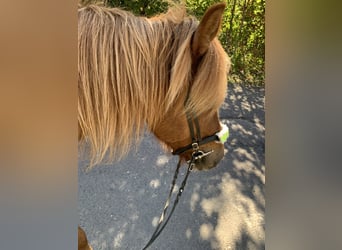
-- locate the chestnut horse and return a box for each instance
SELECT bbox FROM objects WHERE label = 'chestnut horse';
[78,2,230,249]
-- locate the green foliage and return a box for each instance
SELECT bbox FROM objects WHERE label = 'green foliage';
[80,0,265,85]
[105,0,169,17]
[186,0,265,85]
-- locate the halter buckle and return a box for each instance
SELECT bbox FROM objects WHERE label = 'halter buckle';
[191,142,199,151]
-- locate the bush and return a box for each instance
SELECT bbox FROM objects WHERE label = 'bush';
[186,0,265,85]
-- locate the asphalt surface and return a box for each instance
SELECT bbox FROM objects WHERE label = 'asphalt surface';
[79,83,265,250]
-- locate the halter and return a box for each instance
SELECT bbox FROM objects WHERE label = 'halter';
[172,89,229,159]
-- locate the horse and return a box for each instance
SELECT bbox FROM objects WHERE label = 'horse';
[78,2,230,249]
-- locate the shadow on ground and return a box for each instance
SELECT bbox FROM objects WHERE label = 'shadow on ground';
[79,83,265,250]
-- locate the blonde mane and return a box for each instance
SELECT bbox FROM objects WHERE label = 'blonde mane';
[78,5,230,166]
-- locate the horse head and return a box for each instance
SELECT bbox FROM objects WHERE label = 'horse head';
[152,3,230,170]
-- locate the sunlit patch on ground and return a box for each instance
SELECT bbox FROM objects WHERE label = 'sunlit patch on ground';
[200,172,264,249]
[156,155,169,167]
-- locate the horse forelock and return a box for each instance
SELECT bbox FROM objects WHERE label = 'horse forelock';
[78,5,229,167]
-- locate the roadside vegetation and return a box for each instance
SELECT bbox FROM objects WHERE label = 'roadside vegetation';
[80,0,265,85]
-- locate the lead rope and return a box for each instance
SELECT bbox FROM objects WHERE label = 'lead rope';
[142,87,201,249]
[141,156,195,250]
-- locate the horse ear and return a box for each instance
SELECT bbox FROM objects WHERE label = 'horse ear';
[191,3,226,57]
